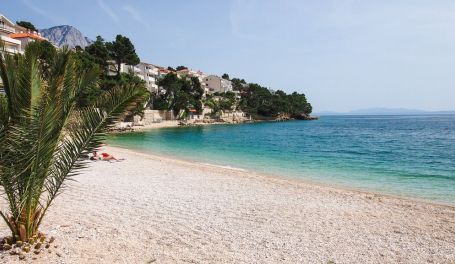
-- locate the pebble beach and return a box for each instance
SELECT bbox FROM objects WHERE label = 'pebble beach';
[1,146,454,263]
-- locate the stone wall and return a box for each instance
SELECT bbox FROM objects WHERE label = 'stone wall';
[140,110,175,125]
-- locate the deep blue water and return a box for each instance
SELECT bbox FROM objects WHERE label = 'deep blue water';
[108,115,455,204]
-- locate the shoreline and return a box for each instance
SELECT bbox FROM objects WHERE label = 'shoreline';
[1,145,454,263]
[110,116,318,134]
[109,119,257,133]
[108,145,455,209]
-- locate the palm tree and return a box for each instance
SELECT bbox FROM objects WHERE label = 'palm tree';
[0,45,148,244]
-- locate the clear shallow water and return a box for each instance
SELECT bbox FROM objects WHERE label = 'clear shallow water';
[107,115,455,204]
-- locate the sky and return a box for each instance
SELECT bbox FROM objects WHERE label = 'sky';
[2,0,455,112]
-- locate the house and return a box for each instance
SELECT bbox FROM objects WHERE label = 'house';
[0,14,22,92]
[9,30,47,52]
[175,68,209,93]
[0,13,21,54]
[204,75,233,94]
[107,62,161,94]
[130,62,160,94]
[158,67,172,78]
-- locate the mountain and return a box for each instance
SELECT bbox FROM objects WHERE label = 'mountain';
[40,25,92,49]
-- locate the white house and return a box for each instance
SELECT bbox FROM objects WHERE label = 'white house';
[204,75,233,94]
[0,13,22,54]
[108,61,161,94]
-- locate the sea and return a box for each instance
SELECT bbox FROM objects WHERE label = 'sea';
[107,115,455,204]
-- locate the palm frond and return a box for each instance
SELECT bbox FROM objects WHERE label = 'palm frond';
[0,44,148,241]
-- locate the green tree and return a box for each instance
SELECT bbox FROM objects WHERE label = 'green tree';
[155,73,204,118]
[176,66,187,71]
[0,46,148,243]
[72,46,104,107]
[222,73,230,80]
[231,78,246,92]
[204,97,222,118]
[238,82,312,118]
[23,40,57,79]
[16,21,38,32]
[287,92,312,116]
[85,36,110,73]
[106,35,140,78]
[218,92,236,111]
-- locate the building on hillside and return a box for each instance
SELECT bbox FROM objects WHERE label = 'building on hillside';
[0,13,21,54]
[204,75,233,94]
[108,62,161,94]
[132,62,160,93]
[9,30,47,52]
[176,68,208,93]
[158,67,173,78]
[0,14,21,92]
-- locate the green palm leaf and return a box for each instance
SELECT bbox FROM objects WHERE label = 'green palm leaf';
[0,42,148,242]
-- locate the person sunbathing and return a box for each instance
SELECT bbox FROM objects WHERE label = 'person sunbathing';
[90,151,123,162]
[100,152,119,161]
[90,151,101,161]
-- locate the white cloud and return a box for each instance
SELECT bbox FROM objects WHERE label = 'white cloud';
[22,0,47,16]
[97,0,120,24]
[122,5,150,29]
[22,0,65,25]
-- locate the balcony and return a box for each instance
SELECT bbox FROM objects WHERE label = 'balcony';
[4,47,20,54]
[1,35,21,45]
[0,35,21,54]
[0,24,15,34]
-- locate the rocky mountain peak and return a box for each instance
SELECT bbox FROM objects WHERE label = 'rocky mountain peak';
[40,25,92,49]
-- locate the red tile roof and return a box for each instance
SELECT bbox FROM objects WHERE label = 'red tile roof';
[9,33,46,40]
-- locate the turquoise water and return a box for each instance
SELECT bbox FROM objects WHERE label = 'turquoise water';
[108,115,455,204]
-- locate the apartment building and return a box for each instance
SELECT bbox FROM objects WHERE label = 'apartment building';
[176,68,209,93]
[204,75,233,94]
[0,13,21,54]
[108,62,161,94]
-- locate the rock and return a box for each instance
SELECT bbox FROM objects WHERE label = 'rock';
[28,238,35,245]
[48,249,52,253]
[49,236,55,244]
[56,252,62,257]
[33,249,40,254]
[16,240,23,247]
[40,25,92,49]
[3,243,12,250]
[147,258,157,263]
[19,253,26,260]
[34,242,42,250]
[10,248,20,255]
[23,246,30,253]
[5,236,13,244]
[45,243,50,249]
[39,236,46,243]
